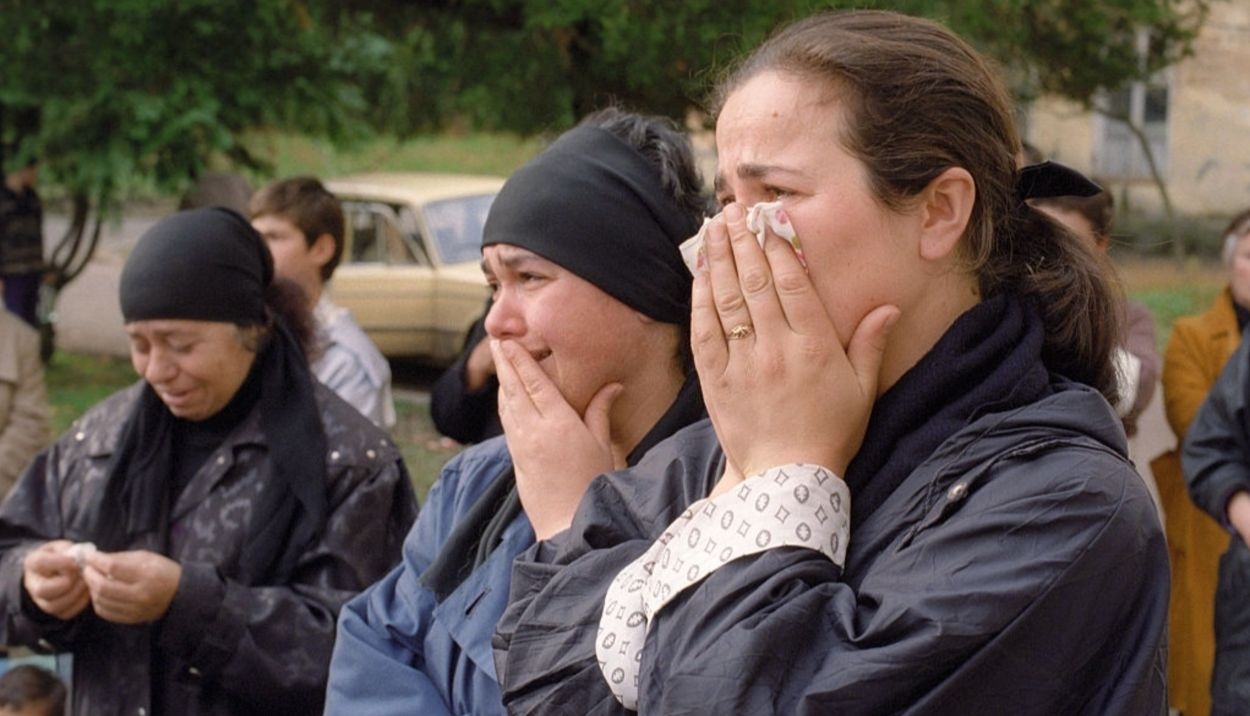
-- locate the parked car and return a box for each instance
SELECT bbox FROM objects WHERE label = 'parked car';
[324,172,503,365]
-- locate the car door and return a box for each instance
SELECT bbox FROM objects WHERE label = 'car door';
[331,200,437,358]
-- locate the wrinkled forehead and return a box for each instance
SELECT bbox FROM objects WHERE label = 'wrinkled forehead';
[714,73,849,191]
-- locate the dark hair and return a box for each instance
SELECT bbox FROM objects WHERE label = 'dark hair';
[1032,190,1116,245]
[712,10,1122,403]
[249,177,346,282]
[578,106,711,372]
[257,276,319,362]
[0,665,66,715]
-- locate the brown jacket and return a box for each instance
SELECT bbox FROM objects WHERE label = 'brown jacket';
[1153,286,1241,716]
[0,310,49,499]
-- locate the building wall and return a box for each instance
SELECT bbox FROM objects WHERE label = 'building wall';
[1025,1,1250,219]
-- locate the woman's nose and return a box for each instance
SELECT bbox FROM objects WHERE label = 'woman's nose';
[144,348,177,384]
[484,290,524,340]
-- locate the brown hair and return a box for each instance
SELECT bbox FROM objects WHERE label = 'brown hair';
[0,665,66,715]
[249,177,345,282]
[712,10,1122,403]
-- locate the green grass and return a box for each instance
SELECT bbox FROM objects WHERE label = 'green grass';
[245,131,546,181]
[44,352,137,435]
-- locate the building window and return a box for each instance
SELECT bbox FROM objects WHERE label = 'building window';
[1093,29,1170,180]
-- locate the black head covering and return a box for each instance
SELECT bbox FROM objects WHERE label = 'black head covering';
[119,207,269,324]
[86,207,327,585]
[481,126,700,325]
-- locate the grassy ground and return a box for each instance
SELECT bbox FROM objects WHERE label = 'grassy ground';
[43,256,1229,503]
[246,131,546,182]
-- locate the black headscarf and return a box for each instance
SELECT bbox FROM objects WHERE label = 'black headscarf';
[84,207,327,585]
[481,125,700,326]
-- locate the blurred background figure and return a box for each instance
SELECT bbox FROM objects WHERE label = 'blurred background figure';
[250,177,396,430]
[178,171,254,215]
[0,664,65,716]
[0,161,43,329]
[0,289,49,500]
[429,298,501,445]
[1152,207,1250,716]
[1031,189,1160,439]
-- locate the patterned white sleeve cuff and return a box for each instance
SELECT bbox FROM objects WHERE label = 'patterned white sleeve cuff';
[597,464,850,709]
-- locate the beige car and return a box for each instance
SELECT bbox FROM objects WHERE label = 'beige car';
[324,172,502,365]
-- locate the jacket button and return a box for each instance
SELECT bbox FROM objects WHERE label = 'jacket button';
[330,450,341,462]
[946,482,968,501]
[188,666,202,677]
[216,455,226,465]
[138,709,147,716]
[366,449,376,460]
[75,432,85,441]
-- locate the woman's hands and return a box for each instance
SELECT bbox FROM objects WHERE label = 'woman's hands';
[692,202,900,487]
[81,550,182,624]
[491,339,623,540]
[22,540,91,620]
[22,543,182,624]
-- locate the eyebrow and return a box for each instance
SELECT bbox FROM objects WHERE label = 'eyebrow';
[715,162,805,194]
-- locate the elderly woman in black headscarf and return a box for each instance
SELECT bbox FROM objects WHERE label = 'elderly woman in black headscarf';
[0,207,418,716]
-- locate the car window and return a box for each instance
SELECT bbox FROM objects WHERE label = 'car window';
[423,194,496,265]
[343,201,428,267]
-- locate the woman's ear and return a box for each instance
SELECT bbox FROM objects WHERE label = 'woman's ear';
[917,167,975,262]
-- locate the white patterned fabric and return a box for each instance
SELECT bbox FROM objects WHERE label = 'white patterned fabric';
[678,201,805,274]
[597,464,850,709]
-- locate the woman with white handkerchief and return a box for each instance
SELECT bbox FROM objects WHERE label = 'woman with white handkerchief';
[494,10,1168,715]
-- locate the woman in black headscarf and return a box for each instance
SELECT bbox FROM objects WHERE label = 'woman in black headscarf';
[0,207,418,716]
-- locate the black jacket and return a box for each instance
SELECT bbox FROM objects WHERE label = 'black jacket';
[495,380,1168,715]
[0,382,418,716]
[1183,331,1250,715]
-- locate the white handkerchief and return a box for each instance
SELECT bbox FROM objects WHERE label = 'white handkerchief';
[679,201,804,274]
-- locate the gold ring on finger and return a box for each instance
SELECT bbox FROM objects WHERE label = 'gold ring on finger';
[726,323,754,340]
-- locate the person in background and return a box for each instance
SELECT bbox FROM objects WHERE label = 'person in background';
[493,11,1166,714]
[250,177,396,429]
[0,208,417,715]
[0,288,50,500]
[428,299,501,445]
[324,107,709,715]
[1031,189,1159,438]
[0,161,43,329]
[1153,207,1250,716]
[0,664,66,716]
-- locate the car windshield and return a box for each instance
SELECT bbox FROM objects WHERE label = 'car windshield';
[424,194,496,265]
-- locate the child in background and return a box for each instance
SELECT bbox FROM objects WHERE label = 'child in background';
[0,665,65,716]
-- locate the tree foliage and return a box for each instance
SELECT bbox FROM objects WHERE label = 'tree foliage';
[0,0,1210,199]
[0,0,390,204]
[342,0,1208,136]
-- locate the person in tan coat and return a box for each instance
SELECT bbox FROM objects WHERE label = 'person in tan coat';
[0,290,49,499]
[1154,207,1250,716]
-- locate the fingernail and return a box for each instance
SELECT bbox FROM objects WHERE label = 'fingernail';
[724,203,744,222]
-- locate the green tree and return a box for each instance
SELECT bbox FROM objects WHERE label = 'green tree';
[0,0,391,289]
[344,0,1207,138]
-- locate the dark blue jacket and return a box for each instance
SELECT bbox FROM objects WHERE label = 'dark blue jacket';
[496,381,1169,715]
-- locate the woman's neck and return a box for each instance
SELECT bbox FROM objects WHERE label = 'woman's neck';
[607,362,686,468]
[879,271,981,393]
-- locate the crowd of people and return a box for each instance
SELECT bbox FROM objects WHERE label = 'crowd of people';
[1,7,1249,715]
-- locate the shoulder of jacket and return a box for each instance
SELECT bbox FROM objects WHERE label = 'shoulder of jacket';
[316,383,401,467]
[61,382,144,458]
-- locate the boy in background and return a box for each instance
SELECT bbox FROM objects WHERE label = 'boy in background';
[250,178,395,429]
